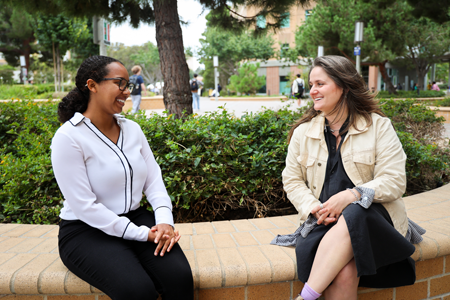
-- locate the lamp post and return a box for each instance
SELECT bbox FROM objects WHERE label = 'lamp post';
[213,56,219,101]
[318,46,324,57]
[354,21,364,75]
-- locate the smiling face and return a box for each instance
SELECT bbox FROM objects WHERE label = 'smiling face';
[309,66,345,116]
[88,62,131,116]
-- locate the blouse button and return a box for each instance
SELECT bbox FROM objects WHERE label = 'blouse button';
[313,186,316,189]
[318,163,322,166]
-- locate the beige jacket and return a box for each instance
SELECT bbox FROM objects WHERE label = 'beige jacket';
[282,112,409,237]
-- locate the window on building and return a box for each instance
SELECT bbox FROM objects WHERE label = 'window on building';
[305,10,313,20]
[281,43,290,57]
[256,15,266,29]
[280,12,290,28]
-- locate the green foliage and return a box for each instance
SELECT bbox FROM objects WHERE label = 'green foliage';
[0,84,74,99]
[0,100,62,223]
[198,16,275,89]
[376,90,446,98]
[393,17,450,89]
[36,15,90,57]
[227,63,266,95]
[0,99,448,224]
[380,99,450,193]
[429,63,449,85]
[295,0,407,63]
[0,65,16,84]
[0,5,36,68]
[435,97,450,107]
[107,42,162,84]
[405,0,450,24]
[29,53,55,85]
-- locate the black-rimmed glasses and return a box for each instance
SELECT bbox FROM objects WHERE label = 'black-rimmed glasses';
[100,77,135,92]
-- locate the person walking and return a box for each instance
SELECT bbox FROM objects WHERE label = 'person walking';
[190,74,203,111]
[129,65,147,113]
[51,55,194,300]
[292,74,305,106]
[272,55,424,300]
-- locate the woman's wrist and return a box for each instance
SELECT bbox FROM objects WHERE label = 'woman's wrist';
[347,188,361,201]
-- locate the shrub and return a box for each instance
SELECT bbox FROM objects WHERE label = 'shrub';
[0,65,16,85]
[0,100,448,224]
[376,90,445,98]
[435,97,450,107]
[227,63,266,95]
[381,99,450,193]
[0,84,74,100]
[0,100,62,224]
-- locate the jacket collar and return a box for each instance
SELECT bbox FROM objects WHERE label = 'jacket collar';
[306,112,369,139]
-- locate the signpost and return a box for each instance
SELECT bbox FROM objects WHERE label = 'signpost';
[354,22,364,75]
[93,16,110,55]
[213,56,219,102]
[318,46,324,57]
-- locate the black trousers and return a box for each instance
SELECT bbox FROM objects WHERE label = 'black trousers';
[58,207,194,300]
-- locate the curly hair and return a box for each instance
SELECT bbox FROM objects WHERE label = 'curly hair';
[57,56,122,123]
[287,55,385,142]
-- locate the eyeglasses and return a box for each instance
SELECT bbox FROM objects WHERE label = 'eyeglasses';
[99,78,135,92]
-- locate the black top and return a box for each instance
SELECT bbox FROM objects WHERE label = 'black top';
[319,117,354,203]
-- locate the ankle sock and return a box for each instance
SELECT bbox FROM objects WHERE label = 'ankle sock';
[300,282,322,300]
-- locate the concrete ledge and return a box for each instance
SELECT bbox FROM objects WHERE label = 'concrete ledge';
[429,106,450,124]
[0,184,449,299]
[390,97,446,101]
[123,96,165,112]
[209,96,288,101]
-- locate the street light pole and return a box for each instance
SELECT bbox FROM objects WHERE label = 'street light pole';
[318,46,324,57]
[354,21,364,75]
[213,56,219,102]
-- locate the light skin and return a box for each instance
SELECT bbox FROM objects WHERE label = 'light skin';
[304,66,363,299]
[84,62,179,256]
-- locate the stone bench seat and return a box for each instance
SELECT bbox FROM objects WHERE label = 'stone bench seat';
[0,184,449,300]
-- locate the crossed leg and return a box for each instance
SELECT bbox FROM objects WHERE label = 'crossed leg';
[306,216,360,300]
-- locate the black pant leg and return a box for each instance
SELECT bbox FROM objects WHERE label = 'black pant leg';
[58,219,159,300]
[128,208,194,300]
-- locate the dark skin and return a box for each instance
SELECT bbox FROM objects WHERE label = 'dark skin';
[84,62,180,256]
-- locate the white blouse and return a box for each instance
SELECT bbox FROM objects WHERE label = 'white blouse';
[51,112,174,242]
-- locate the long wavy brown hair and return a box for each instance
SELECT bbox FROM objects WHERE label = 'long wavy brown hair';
[287,55,385,143]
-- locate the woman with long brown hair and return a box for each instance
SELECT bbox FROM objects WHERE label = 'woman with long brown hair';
[272,55,424,300]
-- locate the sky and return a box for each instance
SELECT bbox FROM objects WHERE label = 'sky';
[110,0,208,70]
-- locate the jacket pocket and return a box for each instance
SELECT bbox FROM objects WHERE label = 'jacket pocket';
[297,155,316,188]
[353,152,375,182]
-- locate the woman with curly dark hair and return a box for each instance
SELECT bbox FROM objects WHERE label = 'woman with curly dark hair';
[51,55,193,300]
[272,55,425,300]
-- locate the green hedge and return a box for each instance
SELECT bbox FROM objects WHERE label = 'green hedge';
[376,90,446,98]
[0,100,449,224]
[0,84,75,100]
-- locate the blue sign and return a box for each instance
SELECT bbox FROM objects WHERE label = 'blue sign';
[354,46,361,56]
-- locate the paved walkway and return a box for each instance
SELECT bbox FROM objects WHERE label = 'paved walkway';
[144,97,307,118]
[144,97,450,138]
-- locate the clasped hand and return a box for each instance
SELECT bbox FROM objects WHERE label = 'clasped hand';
[147,223,181,257]
[310,189,359,226]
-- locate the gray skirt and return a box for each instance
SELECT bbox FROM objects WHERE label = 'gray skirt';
[295,203,416,288]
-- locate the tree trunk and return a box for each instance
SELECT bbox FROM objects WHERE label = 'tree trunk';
[378,61,397,94]
[56,46,61,92]
[154,0,192,118]
[52,42,57,92]
[415,59,430,91]
[22,39,31,83]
